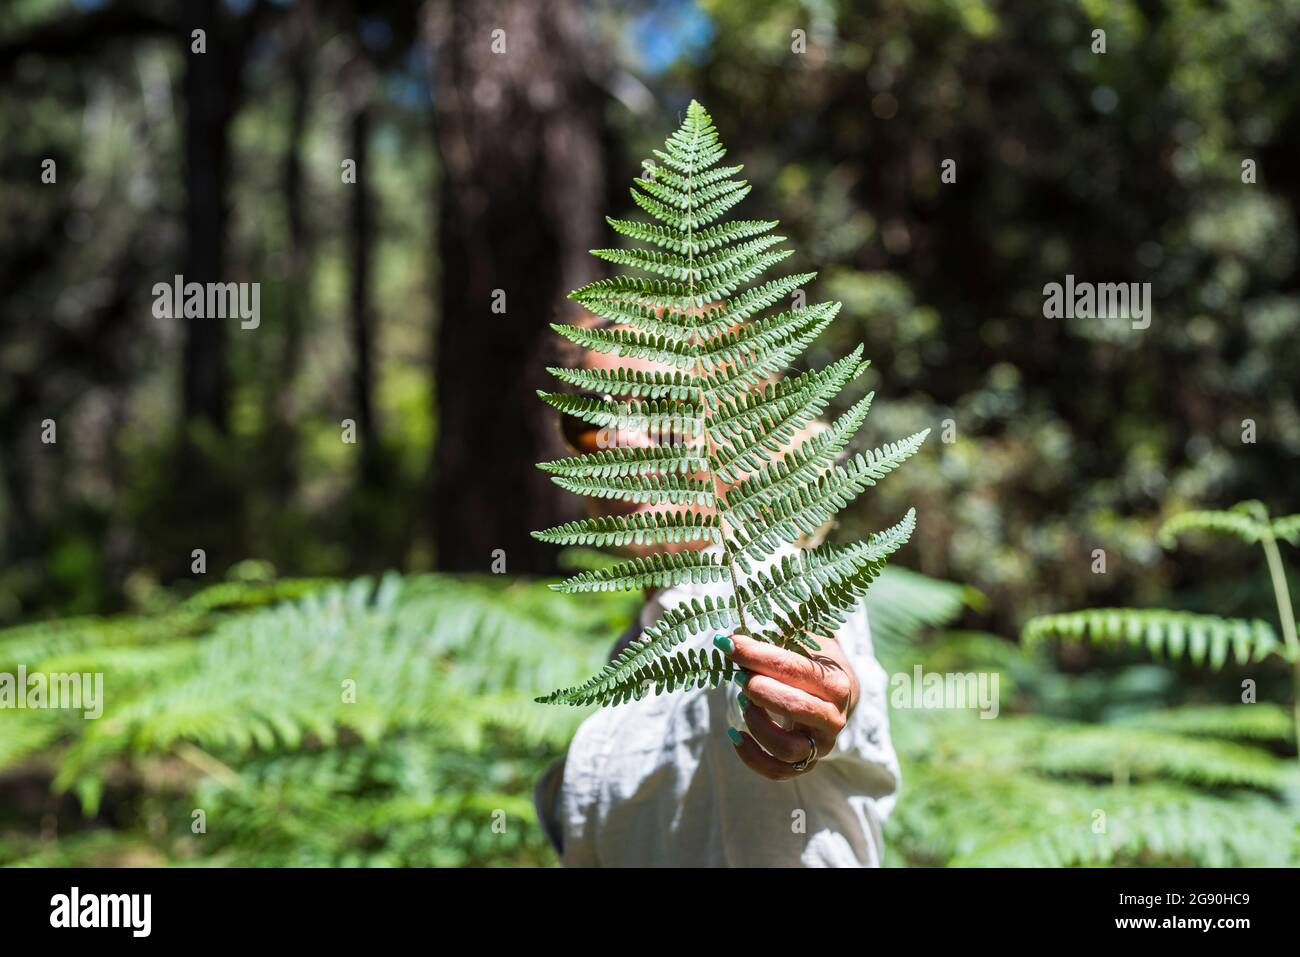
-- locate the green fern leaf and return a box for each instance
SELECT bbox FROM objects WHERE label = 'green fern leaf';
[1159,508,1271,547]
[532,511,721,548]
[538,445,706,480]
[1272,514,1300,545]
[549,472,715,507]
[1022,608,1285,666]
[534,594,740,706]
[547,321,697,368]
[544,364,704,401]
[729,432,928,569]
[535,100,925,707]
[742,509,917,643]
[604,216,776,256]
[549,550,729,594]
[721,390,874,522]
[1115,704,1295,744]
[536,392,702,436]
[577,647,743,707]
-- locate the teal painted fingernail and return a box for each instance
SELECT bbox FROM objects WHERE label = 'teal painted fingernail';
[713,634,733,653]
[726,726,743,746]
[733,669,750,687]
[737,691,750,710]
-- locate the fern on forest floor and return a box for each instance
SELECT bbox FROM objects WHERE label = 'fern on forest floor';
[887,654,1300,866]
[0,573,625,866]
[1023,500,1300,751]
[3,566,1295,867]
[892,738,1299,867]
[0,567,961,866]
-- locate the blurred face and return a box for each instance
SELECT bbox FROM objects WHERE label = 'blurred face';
[557,318,830,562]
[562,329,713,559]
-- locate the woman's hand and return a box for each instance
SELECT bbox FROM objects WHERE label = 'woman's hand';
[713,632,859,781]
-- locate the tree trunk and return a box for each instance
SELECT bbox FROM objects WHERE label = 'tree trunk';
[180,0,235,434]
[173,0,261,577]
[426,0,607,573]
[347,51,380,488]
[267,0,316,505]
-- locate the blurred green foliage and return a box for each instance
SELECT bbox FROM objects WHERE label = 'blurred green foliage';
[2,0,1299,867]
[0,570,632,866]
[3,0,1297,637]
[1,566,1295,867]
[672,0,1300,639]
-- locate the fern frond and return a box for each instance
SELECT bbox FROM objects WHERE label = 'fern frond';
[181,577,337,612]
[0,612,203,673]
[701,302,839,404]
[532,511,721,548]
[576,647,742,706]
[538,445,706,480]
[694,234,788,274]
[48,576,633,786]
[886,710,1300,867]
[3,575,654,865]
[548,322,696,368]
[628,181,751,231]
[1159,508,1270,547]
[743,510,917,643]
[604,216,776,256]
[958,793,1300,867]
[589,247,694,283]
[730,432,929,567]
[692,250,794,302]
[535,594,740,706]
[709,349,864,433]
[546,365,703,401]
[707,350,868,482]
[549,472,715,507]
[550,549,729,594]
[565,296,702,341]
[536,392,702,438]
[722,391,873,521]
[1272,514,1300,545]
[716,273,818,324]
[1022,608,1284,667]
[1115,704,1295,744]
[535,100,926,707]
[634,172,749,214]
[692,302,833,370]
[1028,725,1294,791]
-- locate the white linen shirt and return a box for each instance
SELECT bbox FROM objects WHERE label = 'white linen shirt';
[534,540,901,867]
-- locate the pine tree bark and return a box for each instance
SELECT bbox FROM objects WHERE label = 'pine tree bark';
[426,0,607,572]
[346,51,380,489]
[180,0,233,435]
[267,0,316,506]
[173,0,271,574]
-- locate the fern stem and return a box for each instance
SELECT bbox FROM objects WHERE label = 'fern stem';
[1259,531,1300,755]
[175,742,249,793]
[1260,533,1299,659]
[682,107,751,637]
[702,405,750,635]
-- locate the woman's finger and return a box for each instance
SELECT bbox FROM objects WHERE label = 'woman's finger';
[738,692,832,764]
[714,633,852,708]
[738,672,843,739]
[726,726,805,781]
